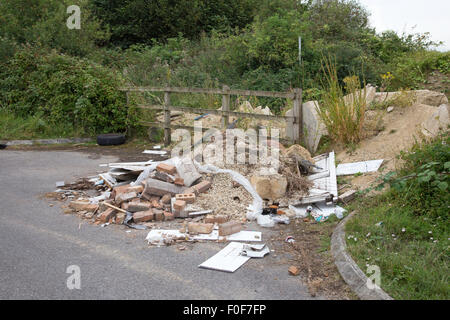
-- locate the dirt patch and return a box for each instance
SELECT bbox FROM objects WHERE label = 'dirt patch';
[266,219,355,299]
[336,103,439,190]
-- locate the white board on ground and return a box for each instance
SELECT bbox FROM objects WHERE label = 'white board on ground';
[308,151,338,201]
[142,150,168,155]
[192,230,262,242]
[336,159,383,176]
[198,242,250,273]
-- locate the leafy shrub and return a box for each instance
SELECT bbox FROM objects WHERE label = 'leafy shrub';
[0,46,134,135]
[376,134,450,219]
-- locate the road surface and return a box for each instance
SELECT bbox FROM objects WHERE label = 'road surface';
[0,149,320,299]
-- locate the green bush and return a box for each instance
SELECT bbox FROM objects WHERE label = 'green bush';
[0,0,109,57]
[376,134,450,219]
[0,46,134,135]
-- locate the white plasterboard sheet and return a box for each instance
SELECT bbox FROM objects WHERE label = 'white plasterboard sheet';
[142,150,168,155]
[198,242,250,272]
[336,159,383,176]
[308,151,338,199]
[192,230,262,242]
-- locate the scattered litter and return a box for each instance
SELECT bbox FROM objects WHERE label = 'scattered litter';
[240,243,270,258]
[55,181,65,187]
[336,159,383,176]
[288,266,300,276]
[272,215,290,224]
[285,236,295,243]
[153,145,162,149]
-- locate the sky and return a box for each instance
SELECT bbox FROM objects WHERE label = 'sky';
[358,0,450,51]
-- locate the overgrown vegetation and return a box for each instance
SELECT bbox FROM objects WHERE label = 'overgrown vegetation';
[0,46,134,135]
[345,134,450,299]
[0,0,448,140]
[316,57,366,145]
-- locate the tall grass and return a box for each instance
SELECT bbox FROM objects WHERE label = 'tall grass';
[317,57,366,145]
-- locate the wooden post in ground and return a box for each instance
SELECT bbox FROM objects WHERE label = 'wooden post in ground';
[292,88,303,145]
[164,91,171,145]
[221,85,230,128]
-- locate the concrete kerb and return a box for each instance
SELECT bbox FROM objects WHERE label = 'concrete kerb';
[331,211,394,300]
[0,138,93,146]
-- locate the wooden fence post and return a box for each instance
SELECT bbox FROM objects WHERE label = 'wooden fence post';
[293,88,303,145]
[221,85,230,128]
[164,91,171,145]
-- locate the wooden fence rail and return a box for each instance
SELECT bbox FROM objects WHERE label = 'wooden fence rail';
[119,85,303,146]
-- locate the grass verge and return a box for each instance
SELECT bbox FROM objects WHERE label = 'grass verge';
[344,134,449,300]
[0,110,86,140]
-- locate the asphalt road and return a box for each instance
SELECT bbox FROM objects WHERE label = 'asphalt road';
[0,150,320,299]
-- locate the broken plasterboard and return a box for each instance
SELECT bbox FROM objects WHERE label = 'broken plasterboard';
[142,150,168,155]
[198,242,251,272]
[299,151,337,204]
[336,159,383,176]
[241,244,270,258]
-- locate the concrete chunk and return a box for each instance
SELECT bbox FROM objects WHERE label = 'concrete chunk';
[218,221,242,236]
[143,178,185,197]
[188,222,214,234]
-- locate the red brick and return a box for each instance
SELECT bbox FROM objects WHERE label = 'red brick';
[288,266,299,276]
[204,215,228,224]
[133,210,154,223]
[127,201,151,212]
[218,221,242,236]
[127,185,144,194]
[188,222,214,234]
[164,211,174,221]
[173,199,186,211]
[69,200,99,212]
[174,177,185,186]
[97,208,116,223]
[153,209,164,221]
[175,193,195,204]
[156,163,176,175]
[112,184,132,198]
[115,191,138,204]
[193,180,211,193]
[161,193,172,204]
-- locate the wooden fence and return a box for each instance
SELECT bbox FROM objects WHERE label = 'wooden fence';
[120,85,303,146]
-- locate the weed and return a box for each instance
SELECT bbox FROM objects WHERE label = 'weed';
[316,56,366,145]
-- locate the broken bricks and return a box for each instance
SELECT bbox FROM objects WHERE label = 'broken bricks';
[288,266,300,276]
[193,180,212,194]
[97,208,116,223]
[218,221,242,236]
[143,178,185,197]
[187,222,214,234]
[156,163,176,175]
[175,193,195,204]
[133,210,154,223]
[69,200,98,212]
